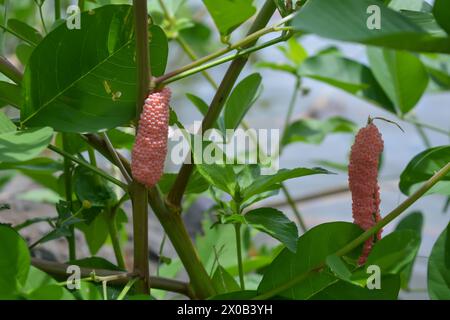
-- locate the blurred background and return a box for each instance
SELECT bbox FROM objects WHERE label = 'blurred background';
[0,0,448,299]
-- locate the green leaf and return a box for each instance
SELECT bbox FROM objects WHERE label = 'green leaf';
[158,170,209,195]
[212,266,241,294]
[326,255,352,282]
[283,116,356,146]
[367,47,429,114]
[0,81,22,108]
[433,0,450,35]
[278,37,308,66]
[298,55,395,111]
[73,166,116,210]
[223,73,262,131]
[388,0,432,12]
[203,0,256,36]
[21,5,168,133]
[26,284,75,300]
[292,0,450,53]
[310,275,400,300]
[0,127,54,162]
[196,163,237,197]
[186,93,209,116]
[244,207,298,253]
[242,167,331,201]
[0,225,30,298]
[7,19,42,46]
[395,211,424,289]
[0,111,16,134]
[399,145,450,196]
[106,128,134,150]
[427,223,450,299]
[77,211,109,255]
[258,222,364,299]
[255,61,297,74]
[352,230,421,284]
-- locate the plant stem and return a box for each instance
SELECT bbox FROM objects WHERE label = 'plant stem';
[234,224,245,290]
[158,35,289,85]
[131,0,151,295]
[78,0,85,11]
[167,0,277,208]
[54,0,61,21]
[101,132,132,184]
[35,1,48,34]
[48,144,127,190]
[106,210,126,270]
[116,277,138,300]
[0,55,23,84]
[405,117,449,136]
[281,76,301,142]
[147,187,216,299]
[253,161,450,300]
[31,258,194,298]
[62,134,76,260]
[87,146,96,166]
[156,9,292,84]
[281,184,307,232]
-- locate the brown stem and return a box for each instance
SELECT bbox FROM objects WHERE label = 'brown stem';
[131,0,151,294]
[31,258,194,298]
[0,55,23,84]
[167,0,277,208]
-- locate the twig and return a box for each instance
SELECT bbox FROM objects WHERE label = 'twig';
[0,55,23,84]
[30,258,194,299]
[100,132,133,184]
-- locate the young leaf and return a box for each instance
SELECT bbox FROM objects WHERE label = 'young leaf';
[427,223,450,300]
[292,0,450,53]
[258,222,364,299]
[7,19,42,46]
[242,167,332,201]
[195,163,237,197]
[0,127,54,162]
[223,73,262,131]
[0,225,30,298]
[282,116,356,146]
[212,266,241,294]
[367,47,429,114]
[244,207,298,253]
[399,145,450,196]
[298,55,395,112]
[203,0,256,36]
[67,257,124,271]
[21,5,168,133]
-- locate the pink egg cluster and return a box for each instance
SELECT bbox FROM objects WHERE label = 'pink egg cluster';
[348,123,384,264]
[131,87,171,188]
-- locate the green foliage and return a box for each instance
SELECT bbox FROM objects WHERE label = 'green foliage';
[283,116,356,146]
[21,5,168,133]
[367,48,429,114]
[399,145,450,196]
[258,222,364,299]
[244,207,298,253]
[292,0,450,53]
[428,223,450,299]
[0,82,21,108]
[0,225,30,298]
[203,0,256,36]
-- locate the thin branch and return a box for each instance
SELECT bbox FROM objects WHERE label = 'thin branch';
[47,144,128,190]
[155,10,294,84]
[100,132,133,184]
[30,258,194,299]
[0,55,23,84]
